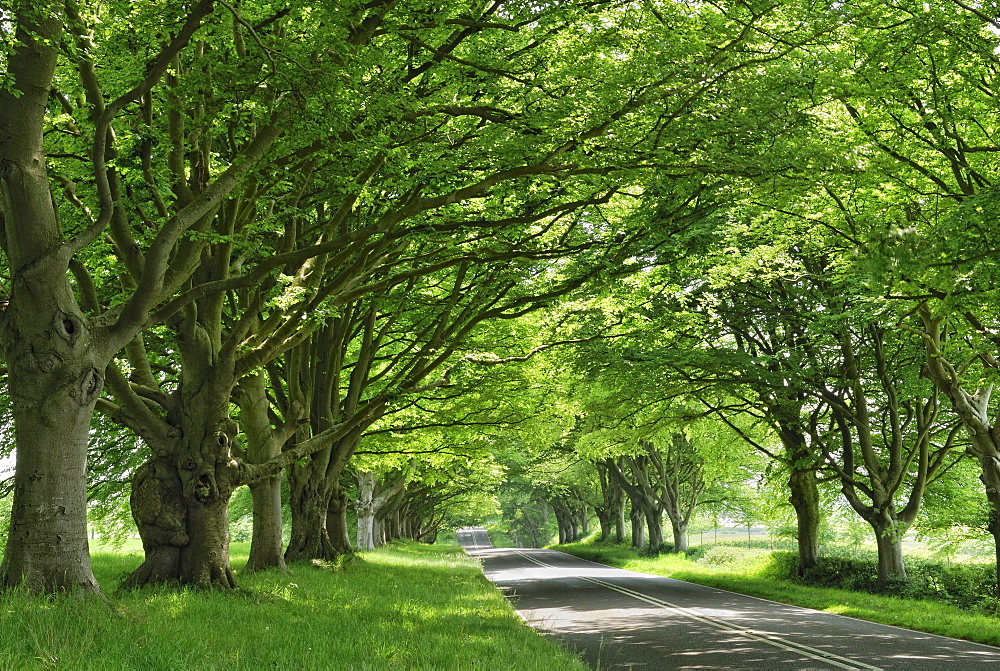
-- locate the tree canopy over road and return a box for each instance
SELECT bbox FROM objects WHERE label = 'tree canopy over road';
[3,0,1000,598]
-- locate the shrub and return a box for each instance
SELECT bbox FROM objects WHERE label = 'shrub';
[684,546,707,561]
[696,545,772,571]
[640,542,676,557]
[768,550,998,613]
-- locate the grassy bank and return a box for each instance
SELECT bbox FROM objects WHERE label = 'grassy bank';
[555,541,1000,648]
[1,541,585,670]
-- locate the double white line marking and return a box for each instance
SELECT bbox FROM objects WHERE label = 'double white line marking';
[514,551,882,671]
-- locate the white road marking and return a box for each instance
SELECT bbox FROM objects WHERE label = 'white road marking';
[514,550,883,671]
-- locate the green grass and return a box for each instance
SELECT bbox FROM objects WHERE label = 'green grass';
[1,541,586,670]
[555,541,1000,648]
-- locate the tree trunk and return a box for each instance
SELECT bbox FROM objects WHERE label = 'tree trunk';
[615,506,626,543]
[643,504,664,551]
[596,507,613,542]
[629,506,645,548]
[0,386,101,592]
[237,371,287,572]
[180,483,237,589]
[0,13,104,594]
[285,465,337,562]
[245,476,286,572]
[122,417,242,589]
[553,506,565,544]
[976,451,1000,597]
[788,465,821,575]
[356,470,377,551]
[326,482,353,556]
[669,518,689,553]
[872,522,906,587]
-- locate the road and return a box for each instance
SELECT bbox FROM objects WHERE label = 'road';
[455,527,1000,669]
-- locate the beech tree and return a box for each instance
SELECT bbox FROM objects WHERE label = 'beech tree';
[594,460,626,543]
[811,0,1000,588]
[0,0,290,592]
[0,0,906,595]
[811,307,961,584]
[5,0,764,591]
[593,253,829,571]
[356,466,410,551]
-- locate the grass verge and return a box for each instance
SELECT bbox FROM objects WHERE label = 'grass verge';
[1,541,586,670]
[555,541,1000,648]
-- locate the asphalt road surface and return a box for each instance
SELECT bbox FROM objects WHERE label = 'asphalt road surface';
[456,527,1000,669]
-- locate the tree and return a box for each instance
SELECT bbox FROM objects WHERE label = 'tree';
[0,0,893,593]
[594,460,626,543]
[356,465,410,551]
[813,0,1000,589]
[0,0,285,592]
[814,309,961,584]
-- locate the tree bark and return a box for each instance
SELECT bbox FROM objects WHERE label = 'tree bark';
[872,521,906,587]
[0,378,101,592]
[237,372,287,572]
[121,417,241,589]
[643,504,664,551]
[245,476,286,572]
[629,506,645,548]
[356,470,377,551]
[778,425,822,575]
[0,7,105,594]
[788,464,821,575]
[595,507,613,542]
[594,461,621,542]
[285,462,337,562]
[975,447,1000,597]
[326,482,353,556]
[669,519,689,553]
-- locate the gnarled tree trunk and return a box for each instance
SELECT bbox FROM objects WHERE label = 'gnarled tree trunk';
[326,481,353,556]
[122,415,241,589]
[285,458,337,562]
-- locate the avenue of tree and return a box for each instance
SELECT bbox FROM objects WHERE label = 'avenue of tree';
[3,0,1000,599]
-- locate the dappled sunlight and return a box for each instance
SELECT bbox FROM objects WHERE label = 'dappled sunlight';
[4,541,586,670]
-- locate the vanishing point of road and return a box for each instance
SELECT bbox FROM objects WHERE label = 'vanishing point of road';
[457,527,1000,669]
